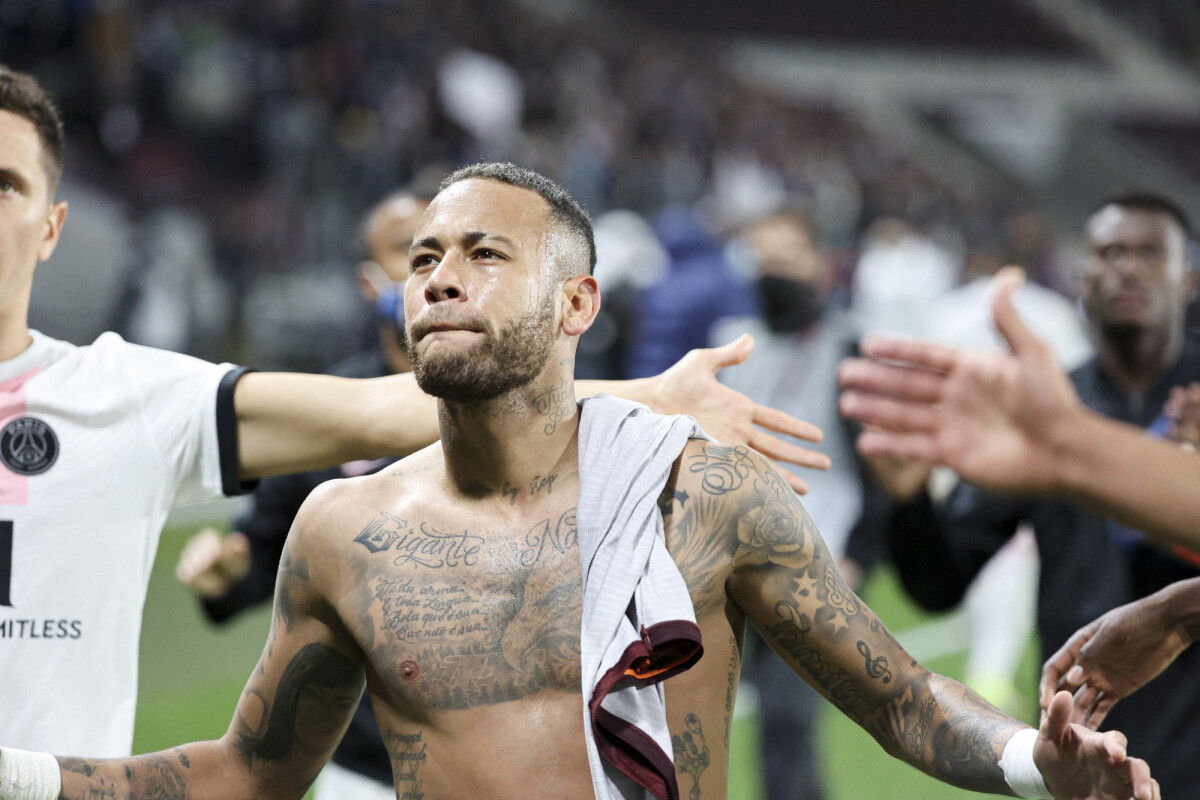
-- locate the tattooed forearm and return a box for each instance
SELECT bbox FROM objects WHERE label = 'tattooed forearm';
[874,673,1022,793]
[679,443,1023,793]
[671,713,711,800]
[857,641,893,684]
[57,753,188,800]
[766,598,871,720]
[927,684,1021,790]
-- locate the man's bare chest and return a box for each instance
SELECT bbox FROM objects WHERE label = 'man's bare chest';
[338,500,584,714]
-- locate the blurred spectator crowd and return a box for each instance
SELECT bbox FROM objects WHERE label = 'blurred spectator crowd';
[4,0,1068,374]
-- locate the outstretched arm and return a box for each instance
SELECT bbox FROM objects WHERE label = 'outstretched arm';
[838,267,1200,549]
[1041,577,1200,730]
[679,442,1155,798]
[235,334,829,490]
[6,489,365,800]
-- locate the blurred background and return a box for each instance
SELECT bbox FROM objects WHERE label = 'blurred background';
[5,0,1199,797]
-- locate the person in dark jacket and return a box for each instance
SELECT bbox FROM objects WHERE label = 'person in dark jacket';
[849,192,1200,798]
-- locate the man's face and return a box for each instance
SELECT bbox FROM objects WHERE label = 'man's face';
[744,215,827,333]
[0,109,66,312]
[365,196,429,285]
[1082,205,1193,335]
[404,179,560,402]
[745,215,824,284]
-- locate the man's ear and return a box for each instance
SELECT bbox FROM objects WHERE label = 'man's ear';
[37,200,68,262]
[560,275,601,337]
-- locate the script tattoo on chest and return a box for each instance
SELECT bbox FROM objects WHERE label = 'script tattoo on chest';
[516,507,578,566]
[374,578,489,642]
[360,507,584,713]
[353,512,484,569]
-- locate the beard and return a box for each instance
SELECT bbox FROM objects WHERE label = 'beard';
[406,299,557,403]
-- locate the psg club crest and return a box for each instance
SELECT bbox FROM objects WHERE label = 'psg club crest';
[0,416,59,476]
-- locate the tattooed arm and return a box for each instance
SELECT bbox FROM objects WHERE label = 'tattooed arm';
[675,442,1155,799]
[52,484,365,800]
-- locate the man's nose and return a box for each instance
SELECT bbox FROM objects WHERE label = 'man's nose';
[425,252,467,303]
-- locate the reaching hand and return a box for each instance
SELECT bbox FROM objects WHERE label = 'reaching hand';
[1040,593,1193,730]
[1164,381,1200,450]
[655,333,831,493]
[175,527,251,600]
[1033,691,1159,800]
[838,268,1082,495]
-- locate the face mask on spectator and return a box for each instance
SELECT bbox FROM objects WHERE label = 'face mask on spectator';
[756,275,824,333]
[375,282,405,331]
[360,259,406,339]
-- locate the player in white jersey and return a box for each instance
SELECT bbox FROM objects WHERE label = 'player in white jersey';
[0,65,827,758]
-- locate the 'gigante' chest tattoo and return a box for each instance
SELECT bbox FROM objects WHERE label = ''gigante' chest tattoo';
[344,505,583,712]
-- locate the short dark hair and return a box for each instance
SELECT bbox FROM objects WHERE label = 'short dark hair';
[1089,191,1193,240]
[439,162,596,276]
[0,65,65,196]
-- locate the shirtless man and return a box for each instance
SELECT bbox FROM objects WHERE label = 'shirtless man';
[0,62,830,761]
[4,165,1157,800]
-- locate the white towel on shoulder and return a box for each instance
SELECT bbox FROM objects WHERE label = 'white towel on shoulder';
[577,395,711,800]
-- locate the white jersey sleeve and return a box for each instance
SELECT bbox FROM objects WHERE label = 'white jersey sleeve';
[112,335,246,505]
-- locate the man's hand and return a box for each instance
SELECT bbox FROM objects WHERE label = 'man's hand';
[1040,590,1194,730]
[1165,382,1200,450]
[1034,691,1159,799]
[175,527,251,599]
[653,333,831,493]
[838,268,1081,495]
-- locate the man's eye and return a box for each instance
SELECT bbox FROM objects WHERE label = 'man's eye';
[475,249,501,260]
[0,181,14,193]
[411,254,438,269]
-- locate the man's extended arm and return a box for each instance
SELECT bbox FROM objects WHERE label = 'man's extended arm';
[837,268,1200,550]
[236,334,829,492]
[673,442,1155,798]
[1040,577,1200,730]
[10,486,364,800]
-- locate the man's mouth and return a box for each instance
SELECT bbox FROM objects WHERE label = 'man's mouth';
[412,321,484,341]
[1110,289,1146,310]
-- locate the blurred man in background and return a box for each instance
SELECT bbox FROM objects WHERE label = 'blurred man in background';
[627,207,755,378]
[840,266,1200,732]
[175,188,432,800]
[873,219,1093,716]
[858,191,1200,797]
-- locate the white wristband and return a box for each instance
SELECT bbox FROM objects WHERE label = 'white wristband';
[0,747,61,800]
[999,728,1052,799]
